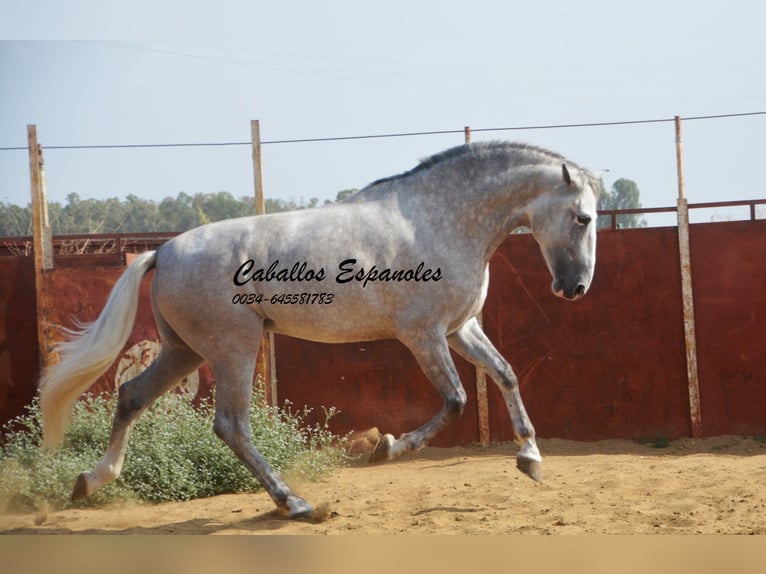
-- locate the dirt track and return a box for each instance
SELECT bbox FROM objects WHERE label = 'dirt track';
[2,436,766,535]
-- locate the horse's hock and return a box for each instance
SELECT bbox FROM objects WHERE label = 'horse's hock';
[115,339,199,397]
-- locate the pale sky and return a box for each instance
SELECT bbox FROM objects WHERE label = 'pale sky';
[2,1,765,225]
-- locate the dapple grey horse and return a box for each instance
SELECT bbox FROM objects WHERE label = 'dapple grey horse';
[38,141,601,519]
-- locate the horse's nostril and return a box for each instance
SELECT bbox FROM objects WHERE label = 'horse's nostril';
[575,284,586,297]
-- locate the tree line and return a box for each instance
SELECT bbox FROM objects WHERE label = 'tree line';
[0,190,356,237]
[0,179,642,237]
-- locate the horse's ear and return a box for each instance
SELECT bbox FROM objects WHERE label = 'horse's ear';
[562,163,573,187]
[591,168,609,180]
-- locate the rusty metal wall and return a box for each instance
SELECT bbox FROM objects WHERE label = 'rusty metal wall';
[275,227,694,442]
[43,263,217,402]
[2,220,765,443]
[44,265,163,397]
[0,256,216,426]
[481,228,691,442]
[276,221,766,442]
[274,336,479,447]
[690,221,766,436]
[0,258,38,426]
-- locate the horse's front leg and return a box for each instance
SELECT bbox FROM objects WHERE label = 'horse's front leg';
[369,331,467,463]
[447,317,542,482]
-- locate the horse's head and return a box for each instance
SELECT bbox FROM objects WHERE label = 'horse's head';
[527,163,600,301]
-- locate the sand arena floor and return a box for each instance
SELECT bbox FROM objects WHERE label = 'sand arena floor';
[2,435,765,535]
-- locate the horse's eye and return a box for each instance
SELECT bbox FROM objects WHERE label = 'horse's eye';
[575,214,591,226]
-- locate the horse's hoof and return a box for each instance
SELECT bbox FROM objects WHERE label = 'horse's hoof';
[516,456,543,482]
[368,433,395,464]
[71,471,94,502]
[286,496,314,520]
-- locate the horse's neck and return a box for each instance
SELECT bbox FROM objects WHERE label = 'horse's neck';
[415,163,553,258]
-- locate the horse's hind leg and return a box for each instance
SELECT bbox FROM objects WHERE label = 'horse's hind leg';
[370,330,467,463]
[71,342,204,501]
[208,341,313,519]
[447,317,542,481]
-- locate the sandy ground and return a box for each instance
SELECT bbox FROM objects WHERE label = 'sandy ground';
[2,435,766,535]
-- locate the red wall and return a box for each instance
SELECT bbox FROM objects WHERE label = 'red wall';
[0,258,38,426]
[481,228,691,442]
[2,220,765,443]
[275,221,766,442]
[273,337,479,448]
[690,222,766,436]
[275,227,695,443]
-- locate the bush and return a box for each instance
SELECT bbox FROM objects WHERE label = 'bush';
[0,381,348,511]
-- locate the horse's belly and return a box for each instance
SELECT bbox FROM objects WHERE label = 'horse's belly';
[267,311,394,344]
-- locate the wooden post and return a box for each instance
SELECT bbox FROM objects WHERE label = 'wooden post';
[28,125,55,371]
[675,117,686,202]
[251,121,277,406]
[474,344,490,446]
[675,116,703,438]
[251,120,266,215]
[462,125,490,445]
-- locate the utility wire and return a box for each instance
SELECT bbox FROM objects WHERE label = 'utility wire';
[1,111,764,152]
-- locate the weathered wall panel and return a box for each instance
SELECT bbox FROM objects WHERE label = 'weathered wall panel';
[0,258,38,425]
[482,229,691,442]
[690,221,766,436]
[43,264,216,402]
[45,266,161,397]
[0,257,215,428]
[274,336,479,447]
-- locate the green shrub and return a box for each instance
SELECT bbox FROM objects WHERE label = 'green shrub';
[0,380,348,511]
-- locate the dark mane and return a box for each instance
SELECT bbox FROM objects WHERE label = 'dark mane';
[361,141,570,191]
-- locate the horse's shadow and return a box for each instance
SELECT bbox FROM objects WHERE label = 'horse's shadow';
[2,510,303,535]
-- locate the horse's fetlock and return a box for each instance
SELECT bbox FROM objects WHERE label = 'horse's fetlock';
[515,429,533,442]
[94,461,120,483]
[271,484,293,506]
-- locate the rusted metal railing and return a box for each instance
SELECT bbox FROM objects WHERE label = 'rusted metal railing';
[599,198,766,231]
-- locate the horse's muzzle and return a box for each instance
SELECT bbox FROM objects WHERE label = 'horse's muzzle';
[552,279,587,301]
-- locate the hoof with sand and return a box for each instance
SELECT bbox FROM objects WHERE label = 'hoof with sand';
[368,433,395,464]
[286,495,315,520]
[516,456,543,482]
[71,471,94,502]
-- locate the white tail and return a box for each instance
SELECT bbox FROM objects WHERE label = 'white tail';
[38,250,158,449]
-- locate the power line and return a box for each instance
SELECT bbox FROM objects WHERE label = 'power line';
[1,111,764,152]
[0,141,249,152]
[683,111,766,121]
